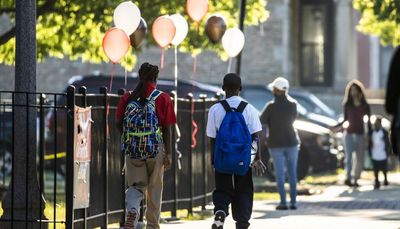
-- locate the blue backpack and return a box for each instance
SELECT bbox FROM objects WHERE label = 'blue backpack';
[214,100,251,175]
[121,89,163,159]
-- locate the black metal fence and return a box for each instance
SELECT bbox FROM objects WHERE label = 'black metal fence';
[0,91,66,228]
[0,86,218,228]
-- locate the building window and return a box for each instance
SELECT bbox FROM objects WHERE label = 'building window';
[300,0,333,86]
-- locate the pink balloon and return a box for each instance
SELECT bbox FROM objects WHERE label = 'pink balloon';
[186,0,208,22]
[102,28,130,63]
[152,16,176,48]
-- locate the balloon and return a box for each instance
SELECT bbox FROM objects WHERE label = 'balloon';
[152,16,176,48]
[205,15,227,44]
[222,28,245,58]
[113,1,141,35]
[170,14,189,46]
[102,28,130,63]
[130,18,147,48]
[186,0,208,22]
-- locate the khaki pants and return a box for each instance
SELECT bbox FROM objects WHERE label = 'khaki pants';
[125,149,165,229]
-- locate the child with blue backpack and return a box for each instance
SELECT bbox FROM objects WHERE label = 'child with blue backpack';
[206,73,266,229]
[115,63,176,229]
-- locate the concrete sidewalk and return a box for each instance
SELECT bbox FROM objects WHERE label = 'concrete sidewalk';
[160,173,400,229]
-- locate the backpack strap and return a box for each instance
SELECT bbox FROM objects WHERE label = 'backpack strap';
[220,100,232,112]
[147,89,162,101]
[236,101,248,113]
[220,100,248,113]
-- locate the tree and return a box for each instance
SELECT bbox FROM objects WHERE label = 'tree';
[0,0,269,70]
[354,0,400,46]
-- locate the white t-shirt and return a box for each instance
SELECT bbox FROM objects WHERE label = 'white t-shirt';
[206,96,262,138]
[371,129,387,161]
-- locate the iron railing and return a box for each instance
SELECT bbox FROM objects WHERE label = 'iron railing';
[0,86,219,228]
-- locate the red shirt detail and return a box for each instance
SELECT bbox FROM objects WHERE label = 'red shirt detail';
[115,83,177,126]
[346,104,369,134]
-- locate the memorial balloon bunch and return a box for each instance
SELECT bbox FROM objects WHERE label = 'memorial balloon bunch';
[101,0,247,148]
[102,0,245,68]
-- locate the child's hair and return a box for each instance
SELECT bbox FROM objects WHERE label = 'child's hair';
[128,62,159,103]
[374,115,382,124]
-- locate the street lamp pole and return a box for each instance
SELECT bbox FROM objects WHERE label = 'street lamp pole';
[236,0,247,75]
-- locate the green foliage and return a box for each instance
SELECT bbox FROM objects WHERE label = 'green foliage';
[354,0,400,46]
[0,0,269,70]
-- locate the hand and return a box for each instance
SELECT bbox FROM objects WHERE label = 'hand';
[252,159,266,176]
[328,126,336,132]
[163,153,172,171]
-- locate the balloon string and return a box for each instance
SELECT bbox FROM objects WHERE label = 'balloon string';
[124,55,127,87]
[227,57,232,73]
[109,64,114,95]
[106,64,115,139]
[190,61,198,148]
[191,96,198,148]
[161,48,165,69]
[193,55,197,73]
[174,46,178,115]
[192,22,200,74]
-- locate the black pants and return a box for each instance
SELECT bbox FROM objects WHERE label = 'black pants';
[213,169,253,229]
[372,159,388,182]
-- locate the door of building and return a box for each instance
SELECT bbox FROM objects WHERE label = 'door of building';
[299,0,334,86]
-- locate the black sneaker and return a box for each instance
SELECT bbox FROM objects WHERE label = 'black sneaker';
[374,181,380,190]
[290,205,297,210]
[344,179,353,187]
[384,180,389,186]
[212,210,226,229]
[275,204,288,210]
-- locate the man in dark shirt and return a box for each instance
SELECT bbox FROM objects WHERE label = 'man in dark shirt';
[385,47,400,157]
[260,77,300,210]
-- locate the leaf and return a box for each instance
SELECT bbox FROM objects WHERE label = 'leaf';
[354,0,400,46]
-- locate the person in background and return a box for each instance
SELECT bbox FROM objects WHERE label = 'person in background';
[260,77,300,210]
[115,63,176,229]
[332,80,371,187]
[369,116,390,190]
[385,47,400,158]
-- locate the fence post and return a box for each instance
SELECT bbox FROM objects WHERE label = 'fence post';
[38,93,46,228]
[187,93,194,215]
[78,86,88,229]
[52,94,58,229]
[100,87,109,228]
[200,94,208,210]
[79,86,88,108]
[66,85,76,229]
[117,89,125,228]
[170,91,179,218]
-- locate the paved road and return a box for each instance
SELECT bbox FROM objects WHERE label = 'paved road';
[159,173,400,229]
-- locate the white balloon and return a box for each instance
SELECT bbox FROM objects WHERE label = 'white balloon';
[222,28,245,58]
[113,1,141,35]
[170,14,189,46]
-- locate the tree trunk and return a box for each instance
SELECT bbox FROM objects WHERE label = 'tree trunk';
[0,0,47,228]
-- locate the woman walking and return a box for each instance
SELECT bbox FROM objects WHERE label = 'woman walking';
[260,77,300,210]
[333,80,371,187]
